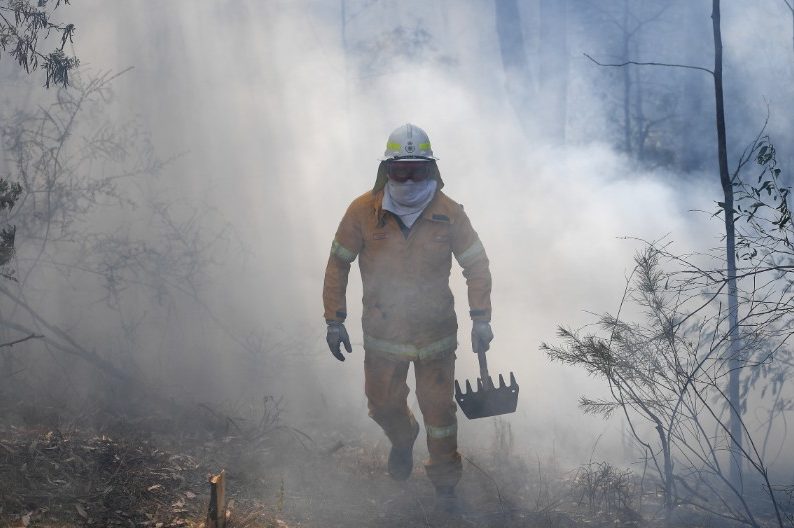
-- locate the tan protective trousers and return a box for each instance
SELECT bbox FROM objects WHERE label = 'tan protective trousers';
[364,351,462,488]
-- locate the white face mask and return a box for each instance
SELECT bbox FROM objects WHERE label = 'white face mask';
[382,178,438,228]
[386,178,436,209]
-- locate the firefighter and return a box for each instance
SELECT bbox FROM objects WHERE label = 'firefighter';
[322,123,493,510]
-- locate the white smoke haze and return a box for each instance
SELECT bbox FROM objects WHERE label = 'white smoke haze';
[3,0,794,524]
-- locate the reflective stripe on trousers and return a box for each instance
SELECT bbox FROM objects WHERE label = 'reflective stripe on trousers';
[364,350,462,488]
[425,422,458,439]
[363,333,457,361]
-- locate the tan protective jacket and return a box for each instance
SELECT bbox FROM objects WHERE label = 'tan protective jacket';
[323,188,491,361]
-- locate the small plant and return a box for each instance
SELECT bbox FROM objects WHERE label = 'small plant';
[543,244,789,527]
[0,178,22,274]
[573,460,634,516]
[771,485,794,528]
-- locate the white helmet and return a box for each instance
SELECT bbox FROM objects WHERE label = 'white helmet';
[382,123,437,161]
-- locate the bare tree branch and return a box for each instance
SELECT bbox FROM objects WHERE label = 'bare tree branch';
[0,333,43,348]
[584,53,714,76]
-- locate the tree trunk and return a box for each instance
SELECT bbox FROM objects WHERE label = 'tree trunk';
[679,3,708,171]
[539,0,568,145]
[494,0,534,138]
[340,0,347,53]
[655,424,674,525]
[788,1,794,57]
[711,0,743,489]
[621,0,633,155]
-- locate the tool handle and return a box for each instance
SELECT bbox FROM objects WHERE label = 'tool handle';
[477,350,489,383]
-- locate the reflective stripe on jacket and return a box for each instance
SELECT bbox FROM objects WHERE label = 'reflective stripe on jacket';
[323,189,491,360]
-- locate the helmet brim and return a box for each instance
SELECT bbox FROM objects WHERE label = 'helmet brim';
[380,155,438,162]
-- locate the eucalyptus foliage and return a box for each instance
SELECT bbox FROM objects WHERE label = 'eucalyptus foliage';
[0,0,78,88]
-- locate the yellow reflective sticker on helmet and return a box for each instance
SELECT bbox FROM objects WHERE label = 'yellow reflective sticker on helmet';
[386,141,402,151]
[418,142,431,150]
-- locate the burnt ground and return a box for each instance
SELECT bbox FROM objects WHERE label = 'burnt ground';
[0,425,582,528]
[0,417,613,528]
[0,403,789,528]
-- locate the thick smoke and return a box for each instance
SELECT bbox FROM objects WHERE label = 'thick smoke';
[3,0,793,498]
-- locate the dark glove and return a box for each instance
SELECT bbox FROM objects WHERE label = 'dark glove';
[472,321,494,354]
[326,321,352,361]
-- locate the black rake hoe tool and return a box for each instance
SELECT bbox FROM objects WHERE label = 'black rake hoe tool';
[455,349,519,419]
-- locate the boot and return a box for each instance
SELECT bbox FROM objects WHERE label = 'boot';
[387,420,419,481]
[434,485,460,514]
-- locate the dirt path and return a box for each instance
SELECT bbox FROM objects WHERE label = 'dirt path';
[250,429,578,528]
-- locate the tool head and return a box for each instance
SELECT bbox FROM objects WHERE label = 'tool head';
[455,372,519,419]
